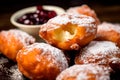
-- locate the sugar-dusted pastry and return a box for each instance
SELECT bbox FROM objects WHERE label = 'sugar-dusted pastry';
[75,41,120,72]
[0,29,35,61]
[56,64,110,80]
[39,13,97,50]
[66,4,100,25]
[95,22,120,47]
[16,43,68,80]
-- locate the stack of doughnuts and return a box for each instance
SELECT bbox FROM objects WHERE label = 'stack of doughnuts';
[0,4,120,80]
[38,4,120,80]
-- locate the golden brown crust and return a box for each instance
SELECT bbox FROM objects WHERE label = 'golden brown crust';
[67,4,100,25]
[16,43,68,80]
[0,29,35,61]
[39,14,97,50]
[95,22,120,47]
[56,64,110,80]
[75,41,120,72]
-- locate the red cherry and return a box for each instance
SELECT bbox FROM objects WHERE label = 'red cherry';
[36,5,43,11]
[48,11,57,18]
[17,5,57,25]
[17,15,27,24]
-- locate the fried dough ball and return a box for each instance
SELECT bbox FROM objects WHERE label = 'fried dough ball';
[95,22,120,47]
[75,41,120,71]
[0,29,35,61]
[66,4,100,25]
[39,13,97,50]
[16,43,68,80]
[56,64,110,80]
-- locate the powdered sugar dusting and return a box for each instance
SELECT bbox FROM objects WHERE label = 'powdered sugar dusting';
[22,43,68,71]
[1,29,35,46]
[98,22,120,33]
[83,41,120,55]
[56,64,110,80]
[0,55,23,80]
[9,65,23,80]
[0,56,8,64]
[49,13,96,27]
[75,41,120,69]
[40,13,97,41]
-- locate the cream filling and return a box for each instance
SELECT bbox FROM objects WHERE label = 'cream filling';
[54,24,77,41]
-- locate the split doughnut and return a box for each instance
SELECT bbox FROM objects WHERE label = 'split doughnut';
[39,13,97,50]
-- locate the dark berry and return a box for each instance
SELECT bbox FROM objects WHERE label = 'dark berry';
[26,13,34,19]
[39,10,48,18]
[37,5,43,11]
[33,13,38,18]
[17,15,27,24]
[48,11,57,18]
[17,5,57,25]
[24,19,33,25]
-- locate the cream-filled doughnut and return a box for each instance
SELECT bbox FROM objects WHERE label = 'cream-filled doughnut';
[39,13,97,50]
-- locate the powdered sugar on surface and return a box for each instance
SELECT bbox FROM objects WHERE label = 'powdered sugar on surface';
[76,41,120,67]
[40,13,97,38]
[1,29,35,46]
[98,22,120,33]
[66,5,94,15]
[22,43,68,71]
[0,55,23,80]
[83,41,120,55]
[49,13,96,27]
[0,56,8,64]
[9,65,23,80]
[56,64,110,80]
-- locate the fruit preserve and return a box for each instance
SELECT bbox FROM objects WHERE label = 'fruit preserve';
[17,6,57,25]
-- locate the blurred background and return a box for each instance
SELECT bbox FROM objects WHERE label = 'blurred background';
[0,0,120,30]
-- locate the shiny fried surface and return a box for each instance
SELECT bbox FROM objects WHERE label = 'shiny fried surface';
[16,43,68,80]
[67,4,100,25]
[39,13,97,50]
[0,29,35,61]
[75,41,120,72]
[56,64,110,80]
[96,22,120,47]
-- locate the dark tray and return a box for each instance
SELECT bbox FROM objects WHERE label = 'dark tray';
[0,53,29,80]
[1,52,120,80]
